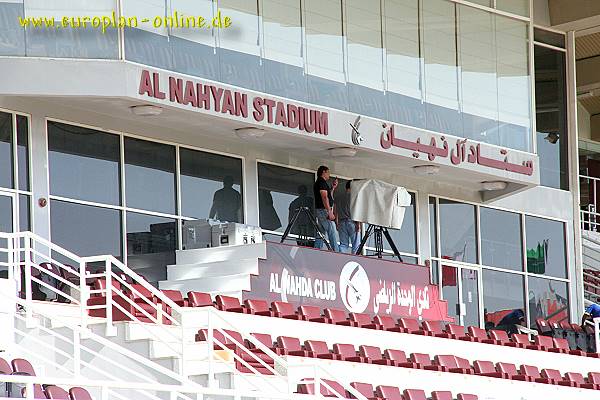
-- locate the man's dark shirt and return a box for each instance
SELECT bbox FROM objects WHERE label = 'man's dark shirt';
[314,177,333,210]
[498,309,524,327]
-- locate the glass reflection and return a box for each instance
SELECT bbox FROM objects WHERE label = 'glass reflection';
[257,163,315,238]
[441,263,459,324]
[0,1,25,56]
[0,112,13,189]
[19,194,29,232]
[480,207,523,271]
[48,121,121,205]
[0,195,12,233]
[482,269,525,330]
[17,115,29,191]
[528,276,569,327]
[429,197,437,257]
[126,212,176,284]
[180,148,243,222]
[496,0,529,17]
[125,138,176,215]
[369,192,417,255]
[50,200,122,258]
[525,216,567,278]
[439,199,477,264]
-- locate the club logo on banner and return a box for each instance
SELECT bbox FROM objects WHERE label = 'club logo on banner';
[339,262,370,313]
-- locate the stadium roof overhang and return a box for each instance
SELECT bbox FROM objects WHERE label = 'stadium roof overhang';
[0,57,539,201]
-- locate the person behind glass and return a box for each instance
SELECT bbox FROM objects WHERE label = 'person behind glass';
[288,184,314,246]
[495,309,525,335]
[336,180,360,254]
[313,166,340,252]
[209,176,241,223]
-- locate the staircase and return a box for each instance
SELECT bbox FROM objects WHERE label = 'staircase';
[159,243,266,297]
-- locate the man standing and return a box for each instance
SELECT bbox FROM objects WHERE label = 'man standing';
[209,176,242,223]
[313,166,339,251]
[336,181,360,254]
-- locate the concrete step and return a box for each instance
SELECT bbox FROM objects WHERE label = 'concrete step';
[159,273,251,295]
[166,258,259,281]
[175,243,266,265]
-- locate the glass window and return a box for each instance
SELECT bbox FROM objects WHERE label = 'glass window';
[441,264,459,324]
[262,0,306,100]
[496,16,531,152]
[422,0,460,137]
[257,163,315,235]
[482,269,525,329]
[0,1,25,56]
[48,122,121,205]
[16,115,29,191]
[304,0,344,82]
[459,6,498,142]
[528,276,569,327]
[385,0,424,127]
[124,138,176,215]
[535,45,568,190]
[480,207,522,271]
[180,148,243,222]
[0,112,13,189]
[429,197,437,257]
[19,194,30,232]
[496,0,529,17]
[525,216,567,278]
[534,28,565,48]
[50,200,122,258]
[372,192,417,255]
[0,195,12,233]
[126,212,176,284]
[439,199,477,264]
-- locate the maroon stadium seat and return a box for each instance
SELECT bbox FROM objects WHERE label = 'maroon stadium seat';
[215,295,248,313]
[195,329,237,351]
[457,394,478,400]
[399,318,428,335]
[333,343,366,362]
[520,365,543,383]
[434,355,473,374]
[373,315,406,332]
[511,334,536,349]
[422,320,452,338]
[11,358,35,376]
[410,353,443,371]
[349,313,381,329]
[45,385,70,399]
[358,345,394,366]
[536,318,552,336]
[551,338,586,356]
[563,372,597,389]
[69,387,93,400]
[276,336,315,357]
[297,379,345,397]
[160,290,187,307]
[431,391,453,400]
[589,372,600,389]
[533,335,554,351]
[305,340,341,360]
[187,291,213,307]
[348,382,381,400]
[247,333,281,355]
[403,389,427,400]
[21,384,45,399]
[445,324,467,340]
[473,360,506,378]
[325,308,358,327]
[383,349,418,368]
[465,327,497,344]
[244,299,275,316]
[375,385,402,400]
[299,305,331,323]
[0,357,12,374]
[489,330,520,347]
[272,301,305,320]
[496,362,528,381]
[540,368,563,385]
[455,356,475,374]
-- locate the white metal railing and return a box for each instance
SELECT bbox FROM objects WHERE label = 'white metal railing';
[581,174,600,233]
[0,231,367,400]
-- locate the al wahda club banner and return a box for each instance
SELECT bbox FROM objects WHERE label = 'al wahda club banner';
[244,242,452,321]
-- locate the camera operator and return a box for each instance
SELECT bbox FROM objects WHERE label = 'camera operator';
[313,166,339,252]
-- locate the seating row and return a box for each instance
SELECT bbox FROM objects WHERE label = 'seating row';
[296,379,477,400]
[0,356,92,399]
[195,328,600,390]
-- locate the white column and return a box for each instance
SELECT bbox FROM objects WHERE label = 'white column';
[244,155,259,227]
[29,113,50,241]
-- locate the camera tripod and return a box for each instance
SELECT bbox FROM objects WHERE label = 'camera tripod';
[280,206,332,250]
[355,224,403,261]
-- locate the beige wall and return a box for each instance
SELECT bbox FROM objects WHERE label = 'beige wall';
[533,0,551,26]
[578,102,591,140]
[548,0,600,26]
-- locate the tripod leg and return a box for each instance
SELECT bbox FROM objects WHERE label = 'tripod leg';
[281,207,302,243]
[306,208,332,251]
[375,227,383,259]
[382,228,403,262]
[356,224,374,255]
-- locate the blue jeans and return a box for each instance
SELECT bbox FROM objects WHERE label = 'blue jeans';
[314,209,340,252]
[338,219,359,254]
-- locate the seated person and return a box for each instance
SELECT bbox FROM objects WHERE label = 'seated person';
[495,309,525,335]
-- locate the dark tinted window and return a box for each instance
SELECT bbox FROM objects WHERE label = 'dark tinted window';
[180,148,243,222]
[0,112,13,189]
[19,194,29,231]
[50,200,122,258]
[0,195,12,233]
[525,216,567,278]
[384,192,417,254]
[48,122,121,205]
[439,199,477,264]
[534,28,565,48]
[482,269,525,329]
[528,276,569,327]
[125,138,176,214]
[126,212,176,284]
[429,197,437,257]
[17,115,29,191]
[257,163,315,234]
[480,207,522,271]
